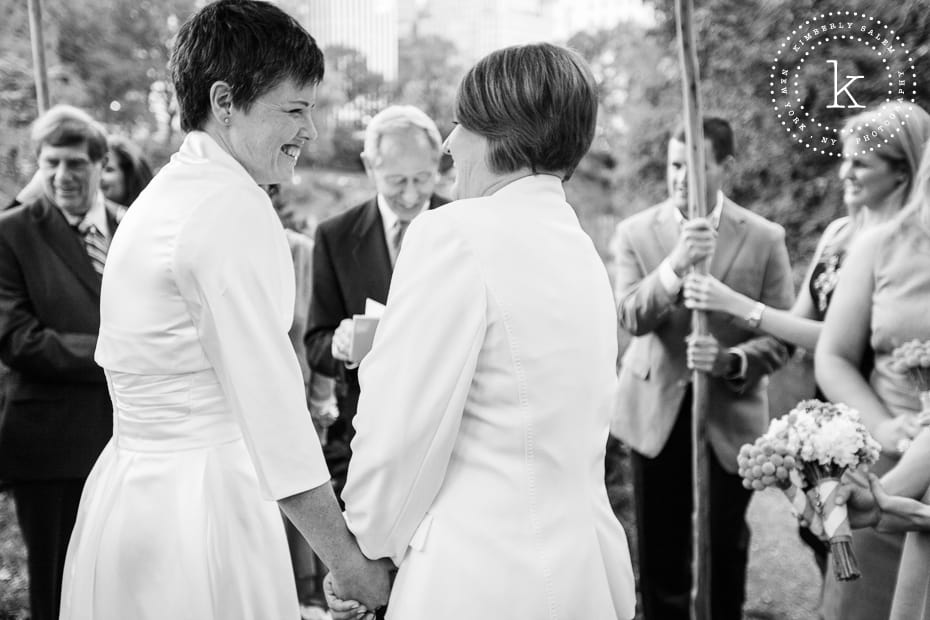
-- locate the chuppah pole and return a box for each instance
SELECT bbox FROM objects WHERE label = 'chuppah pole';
[27,0,51,113]
[674,0,712,618]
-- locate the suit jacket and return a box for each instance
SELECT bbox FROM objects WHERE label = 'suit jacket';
[609,198,795,472]
[0,196,117,480]
[343,176,635,618]
[305,194,447,427]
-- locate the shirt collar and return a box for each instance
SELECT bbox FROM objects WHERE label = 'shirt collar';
[58,191,110,237]
[673,190,724,229]
[376,194,429,231]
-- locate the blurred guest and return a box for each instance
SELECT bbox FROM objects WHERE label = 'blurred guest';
[59,1,391,617]
[327,42,635,619]
[305,104,447,503]
[682,101,930,579]
[263,182,339,617]
[816,134,930,620]
[608,117,795,620]
[100,135,153,218]
[0,104,115,620]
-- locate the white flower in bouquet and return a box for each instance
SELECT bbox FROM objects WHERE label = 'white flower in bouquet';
[890,339,930,426]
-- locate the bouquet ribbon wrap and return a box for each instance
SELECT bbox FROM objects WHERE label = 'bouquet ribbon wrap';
[815,476,859,580]
[782,484,823,537]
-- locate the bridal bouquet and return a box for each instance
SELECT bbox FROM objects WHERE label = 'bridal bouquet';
[890,339,930,426]
[738,399,881,581]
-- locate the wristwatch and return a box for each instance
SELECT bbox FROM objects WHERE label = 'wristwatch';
[745,302,766,329]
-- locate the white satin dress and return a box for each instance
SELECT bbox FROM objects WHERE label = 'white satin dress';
[60,132,330,619]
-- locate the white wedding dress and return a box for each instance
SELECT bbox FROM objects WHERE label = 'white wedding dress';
[60,132,329,619]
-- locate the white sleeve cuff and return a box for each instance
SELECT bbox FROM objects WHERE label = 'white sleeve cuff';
[658,258,683,295]
[726,347,748,381]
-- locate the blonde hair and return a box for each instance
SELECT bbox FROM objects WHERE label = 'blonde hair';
[829,102,930,252]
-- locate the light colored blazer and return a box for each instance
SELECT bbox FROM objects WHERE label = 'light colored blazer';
[343,175,636,620]
[609,198,795,472]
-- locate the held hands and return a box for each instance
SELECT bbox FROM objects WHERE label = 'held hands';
[686,334,730,377]
[324,557,394,620]
[669,218,716,277]
[332,318,357,364]
[683,273,749,316]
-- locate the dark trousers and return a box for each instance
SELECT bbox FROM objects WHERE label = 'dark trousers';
[632,391,752,620]
[11,480,85,620]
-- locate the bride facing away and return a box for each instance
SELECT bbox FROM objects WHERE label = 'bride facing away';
[328,42,636,620]
[59,1,391,618]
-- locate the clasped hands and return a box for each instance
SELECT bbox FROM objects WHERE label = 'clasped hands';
[324,563,394,620]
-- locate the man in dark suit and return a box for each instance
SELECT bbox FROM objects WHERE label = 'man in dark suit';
[306,105,447,501]
[0,105,116,620]
[608,117,795,620]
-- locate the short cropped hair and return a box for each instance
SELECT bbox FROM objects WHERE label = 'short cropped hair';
[454,43,598,180]
[671,117,734,163]
[362,105,443,167]
[170,0,324,132]
[31,105,108,162]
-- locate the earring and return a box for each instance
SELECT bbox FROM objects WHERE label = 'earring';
[224,117,230,126]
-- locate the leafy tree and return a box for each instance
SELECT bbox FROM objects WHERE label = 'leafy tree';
[392,34,465,136]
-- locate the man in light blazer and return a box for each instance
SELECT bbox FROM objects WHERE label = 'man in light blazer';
[305,105,448,502]
[609,117,795,620]
[0,106,116,620]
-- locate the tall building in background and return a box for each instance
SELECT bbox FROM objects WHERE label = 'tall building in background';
[398,0,654,66]
[283,0,399,81]
[551,0,654,41]
[402,0,556,66]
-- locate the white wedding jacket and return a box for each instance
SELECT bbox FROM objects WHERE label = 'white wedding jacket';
[343,175,635,619]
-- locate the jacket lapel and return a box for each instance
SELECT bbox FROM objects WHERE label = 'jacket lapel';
[31,197,101,296]
[350,199,393,302]
[709,199,748,282]
[651,201,680,262]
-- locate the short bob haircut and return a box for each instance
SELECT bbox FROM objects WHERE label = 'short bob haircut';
[107,135,154,206]
[454,42,597,181]
[671,116,734,164]
[170,0,324,132]
[362,105,443,168]
[31,104,108,162]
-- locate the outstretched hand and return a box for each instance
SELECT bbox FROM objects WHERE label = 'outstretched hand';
[833,472,881,530]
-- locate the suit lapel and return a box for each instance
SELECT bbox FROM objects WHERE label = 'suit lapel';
[710,199,748,282]
[32,198,101,296]
[350,199,393,302]
[651,201,680,263]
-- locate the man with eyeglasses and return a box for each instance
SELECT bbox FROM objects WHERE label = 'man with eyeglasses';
[305,105,448,508]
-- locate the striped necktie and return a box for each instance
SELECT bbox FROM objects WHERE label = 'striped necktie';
[392,219,409,264]
[80,223,108,276]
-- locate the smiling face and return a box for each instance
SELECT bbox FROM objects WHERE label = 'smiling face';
[838,141,903,210]
[364,131,439,219]
[442,123,493,200]
[666,138,728,215]
[38,142,103,217]
[227,79,318,185]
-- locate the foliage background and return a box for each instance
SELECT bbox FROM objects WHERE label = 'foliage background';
[4,0,930,267]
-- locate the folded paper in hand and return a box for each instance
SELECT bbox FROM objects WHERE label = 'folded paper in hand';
[350,298,385,361]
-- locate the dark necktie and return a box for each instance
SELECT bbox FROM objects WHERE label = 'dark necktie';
[80,223,108,276]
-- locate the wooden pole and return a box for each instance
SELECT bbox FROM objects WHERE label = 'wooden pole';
[674,0,711,618]
[27,0,50,113]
